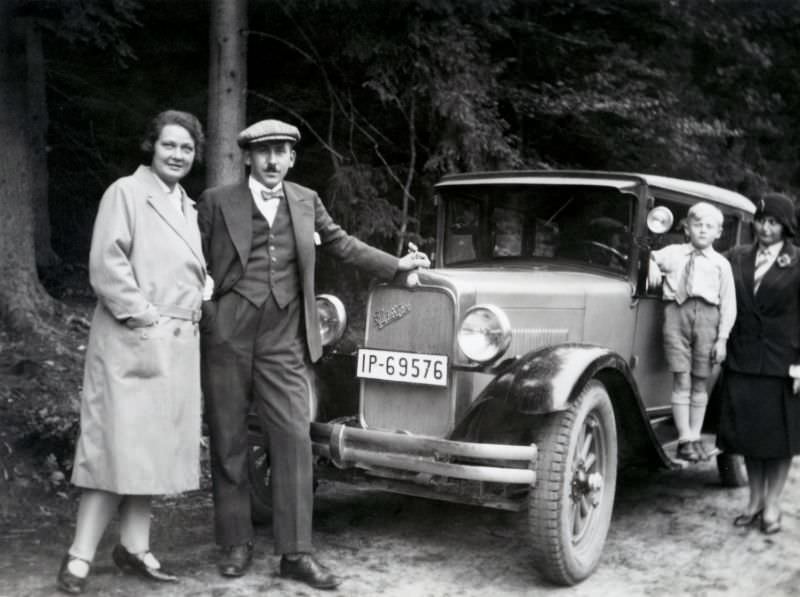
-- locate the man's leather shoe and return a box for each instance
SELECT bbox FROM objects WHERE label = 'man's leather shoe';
[111,544,178,582]
[57,554,90,594]
[280,554,341,590]
[218,543,253,577]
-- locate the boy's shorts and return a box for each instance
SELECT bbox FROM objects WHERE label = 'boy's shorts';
[663,298,720,377]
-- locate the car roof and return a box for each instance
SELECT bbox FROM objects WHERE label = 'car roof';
[436,170,755,214]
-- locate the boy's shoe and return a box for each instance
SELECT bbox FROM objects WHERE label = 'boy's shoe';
[692,440,710,461]
[692,440,720,461]
[676,440,700,463]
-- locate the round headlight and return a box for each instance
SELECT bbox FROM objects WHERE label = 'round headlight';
[457,305,512,363]
[316,294,347,347]
[646,206,674,234]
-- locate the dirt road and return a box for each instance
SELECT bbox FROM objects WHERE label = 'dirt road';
[2,458,800,597]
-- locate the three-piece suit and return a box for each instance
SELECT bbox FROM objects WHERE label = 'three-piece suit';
[197,179,398,552]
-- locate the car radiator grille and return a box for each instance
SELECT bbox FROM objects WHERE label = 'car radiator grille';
[361,286,455,437]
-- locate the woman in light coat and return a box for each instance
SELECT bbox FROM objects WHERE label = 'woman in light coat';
[57,110,208,594]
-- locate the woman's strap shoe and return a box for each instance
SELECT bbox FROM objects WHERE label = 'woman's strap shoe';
[111,544,179,582]
[761,513,782,535]
[57,554,90,594]
[733,509,763,527]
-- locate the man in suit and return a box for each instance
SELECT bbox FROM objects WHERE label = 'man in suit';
[197,119,428,589]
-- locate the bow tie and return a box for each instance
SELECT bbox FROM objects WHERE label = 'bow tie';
[261,188,284,202]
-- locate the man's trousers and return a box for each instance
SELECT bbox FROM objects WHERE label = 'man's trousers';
[201,291,314,554]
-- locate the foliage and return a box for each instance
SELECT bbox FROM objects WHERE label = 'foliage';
[22,0,142,63]
[10,0,800,457]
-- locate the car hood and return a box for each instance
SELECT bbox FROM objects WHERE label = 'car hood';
[416,266,633,309]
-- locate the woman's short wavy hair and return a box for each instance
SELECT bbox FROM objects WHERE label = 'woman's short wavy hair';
[140,110,205,164]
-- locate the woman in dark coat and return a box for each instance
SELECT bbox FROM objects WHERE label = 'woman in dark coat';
[719,192,800,534]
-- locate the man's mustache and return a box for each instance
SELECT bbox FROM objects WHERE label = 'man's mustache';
[265,166,279,172]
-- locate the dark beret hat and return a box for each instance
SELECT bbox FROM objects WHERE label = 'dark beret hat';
[237,119,301,148]
[755,192,797,237]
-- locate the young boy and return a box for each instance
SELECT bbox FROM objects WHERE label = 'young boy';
[649,202,736,462]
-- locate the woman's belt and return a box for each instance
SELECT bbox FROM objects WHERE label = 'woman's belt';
[155,303,202,323]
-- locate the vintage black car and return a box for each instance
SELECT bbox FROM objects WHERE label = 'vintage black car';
[248,170,754,585]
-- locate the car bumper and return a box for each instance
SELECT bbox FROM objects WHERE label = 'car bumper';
[310,422,537,485]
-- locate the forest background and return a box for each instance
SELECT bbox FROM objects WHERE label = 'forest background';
[2,0,800,472]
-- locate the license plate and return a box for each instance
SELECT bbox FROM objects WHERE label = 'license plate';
[357,348,448,387]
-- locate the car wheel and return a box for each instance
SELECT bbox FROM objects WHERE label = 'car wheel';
[527,380,618,586]
[716,452,747,487]
[247,415,273,524]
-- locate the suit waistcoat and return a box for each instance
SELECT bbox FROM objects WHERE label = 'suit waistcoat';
[233,197,300,308]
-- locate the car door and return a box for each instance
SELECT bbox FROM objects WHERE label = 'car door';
[630,194,750,414]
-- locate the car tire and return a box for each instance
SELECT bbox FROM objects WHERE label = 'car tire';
[527,379,618,586]
[716,452,747,487]
[247,415,272,524]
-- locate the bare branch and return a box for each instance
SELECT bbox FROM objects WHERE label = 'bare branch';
[248,91,345,161]
[246,31,315,63]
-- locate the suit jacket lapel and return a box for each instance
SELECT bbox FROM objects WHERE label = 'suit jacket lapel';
[220,182,254,266]
[756,241,798,301]
[135,166,204,268]
[180,192,205,268]
[285,182,314,274]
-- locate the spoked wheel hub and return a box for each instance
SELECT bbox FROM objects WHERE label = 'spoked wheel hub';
[568,415,606,543]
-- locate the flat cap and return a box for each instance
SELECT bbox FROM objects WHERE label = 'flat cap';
[237,119,301,148]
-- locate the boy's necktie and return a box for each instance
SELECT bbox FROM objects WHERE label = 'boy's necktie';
[676,250,699,303]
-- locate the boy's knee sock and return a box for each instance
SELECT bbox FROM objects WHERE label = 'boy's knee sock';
[671,390,691,441]
[689,391,709,441]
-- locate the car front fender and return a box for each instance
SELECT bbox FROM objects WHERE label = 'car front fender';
[449,344,640,441]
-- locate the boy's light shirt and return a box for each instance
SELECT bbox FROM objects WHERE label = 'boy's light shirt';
[651,242,736,339]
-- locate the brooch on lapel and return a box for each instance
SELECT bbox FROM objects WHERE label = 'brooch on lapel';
[777,254,792,268]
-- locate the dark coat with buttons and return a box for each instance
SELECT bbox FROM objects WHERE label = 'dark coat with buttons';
[197,179,398,362]
[718,240,800,458]
[726,241,800,376]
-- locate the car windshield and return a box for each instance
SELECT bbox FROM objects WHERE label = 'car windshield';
[440,184,636,272]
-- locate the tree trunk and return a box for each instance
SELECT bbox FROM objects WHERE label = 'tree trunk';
[0,4,54,334]
[25,19,60,269]
[207,0,247,188]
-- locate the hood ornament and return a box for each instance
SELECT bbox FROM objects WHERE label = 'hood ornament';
[373,303,411,329]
